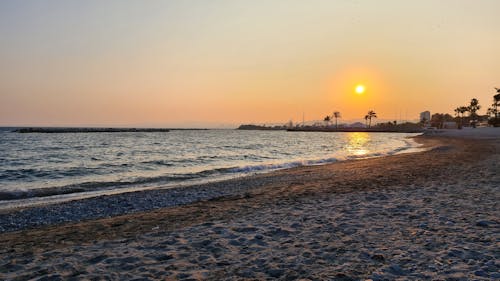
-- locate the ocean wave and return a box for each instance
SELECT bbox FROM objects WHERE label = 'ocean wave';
[0,131,422,201]
[0,168,230,201]
[0,142,421,201]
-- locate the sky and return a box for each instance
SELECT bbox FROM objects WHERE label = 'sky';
[1,0,499,128]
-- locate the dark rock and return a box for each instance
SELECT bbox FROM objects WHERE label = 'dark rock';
[0,262,23,272]
[371,254,385,262]
[341,228,357,235]
[197,255,210,261]
[267,228,291,237]
[333,273,356,281]
[229,239,242,246]
[490,272,500,279]
[233,226,258,233]
[37,276,63,281]
[193,239,212,248]
[87,255,107,264]
[447,249,464,258]
[283,270,299,281]
[155,254,174,261]
[120,264,136,271]
[385,264,405,275]
[369,273,387,281]
[303,258,315,265]
[322,253,337,262]
[302,251,312,258]
[176,273,191,279]
[237,269,255,278]
[251,239,268,247]
[476,220,493,227]
[474,270,488,277]
[216,261,231,266]
[267,268,284,278]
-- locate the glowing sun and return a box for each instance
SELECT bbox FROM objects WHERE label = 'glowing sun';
[355,84,365,94]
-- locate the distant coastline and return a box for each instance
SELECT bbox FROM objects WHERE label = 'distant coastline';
[12,127,216,133]
[286,127,423,133]
[237,124,285,131]
[14,127,175,133]
[237,124,423,133]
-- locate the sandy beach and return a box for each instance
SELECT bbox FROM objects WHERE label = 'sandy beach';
[1,129,499,280]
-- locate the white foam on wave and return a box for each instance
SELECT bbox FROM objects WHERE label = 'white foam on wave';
[227,157,341,174]
[224,137,423,175]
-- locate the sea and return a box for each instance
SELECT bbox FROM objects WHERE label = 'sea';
[0,128,423,209]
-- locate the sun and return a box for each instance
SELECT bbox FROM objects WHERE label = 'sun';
[355,84,365,94]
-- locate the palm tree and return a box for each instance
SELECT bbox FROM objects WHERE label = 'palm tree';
[492,88,500,118]
[323,115,331,127]
[365,110,377,128]
[468,98,481,128]
[460,105,469,116]
[487,107,495,118]
[333,111,341,129]
[454,106,468,129]
[486,88,500,127]
[454,107,461,118]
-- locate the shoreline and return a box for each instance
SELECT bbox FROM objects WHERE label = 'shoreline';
[1,130,498,279]
[0,133,423,212]
[0,134,426,232]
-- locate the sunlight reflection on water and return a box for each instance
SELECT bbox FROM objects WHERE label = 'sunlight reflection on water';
[346,132,370,156]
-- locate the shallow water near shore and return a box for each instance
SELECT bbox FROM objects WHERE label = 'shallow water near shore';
[0,129,421,207]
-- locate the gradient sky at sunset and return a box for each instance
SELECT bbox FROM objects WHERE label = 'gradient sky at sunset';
[1,0,499,127]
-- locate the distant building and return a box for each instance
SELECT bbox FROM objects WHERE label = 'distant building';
[420,111,431,123]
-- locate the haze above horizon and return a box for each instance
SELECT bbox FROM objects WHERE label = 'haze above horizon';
[1,0,499,128]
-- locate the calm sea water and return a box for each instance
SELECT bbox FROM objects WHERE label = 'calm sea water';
[0,129,421,206]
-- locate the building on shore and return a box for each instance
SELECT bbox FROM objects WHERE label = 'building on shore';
[420,111,431,124]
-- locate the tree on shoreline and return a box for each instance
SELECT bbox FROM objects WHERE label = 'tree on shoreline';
[323,115,331,127]
[487,88,500,127]
[468,98,481,128]
[495,88,500,117]
[364,110,377,128]
[490,88,500,118]
[431,113,454,129]
[333,111,341,129]
[454,106,468,129]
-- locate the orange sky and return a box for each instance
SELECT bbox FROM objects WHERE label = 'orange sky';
[1,1,499,127]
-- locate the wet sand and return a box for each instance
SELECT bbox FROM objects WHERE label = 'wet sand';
[1,130,499,280]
